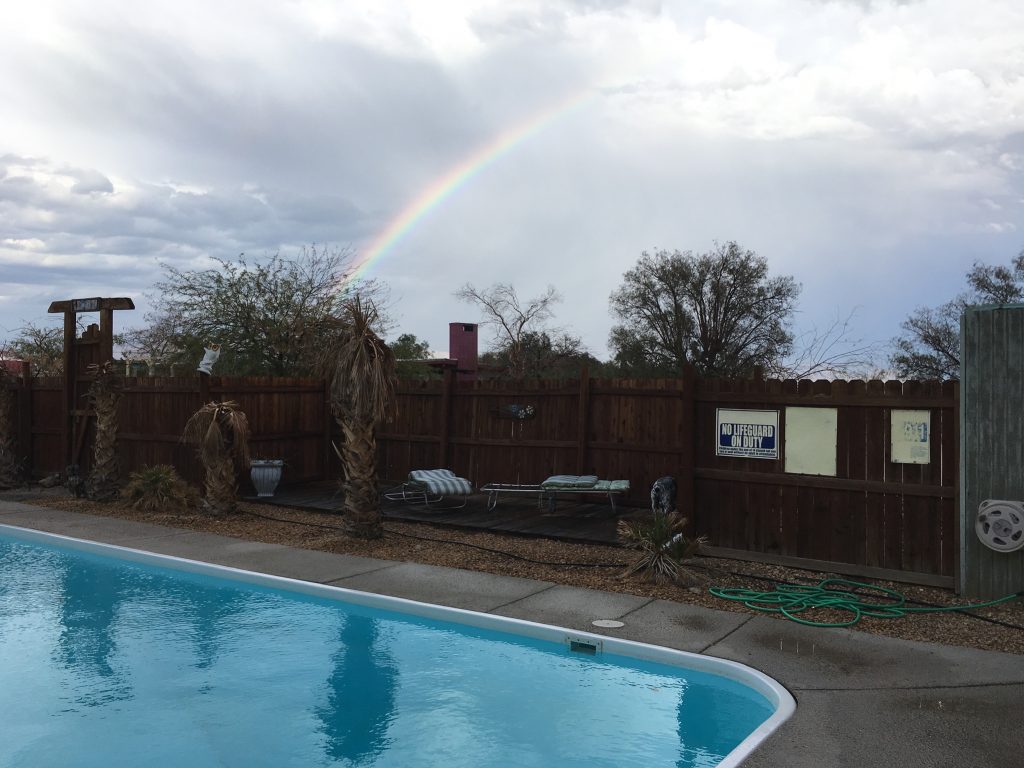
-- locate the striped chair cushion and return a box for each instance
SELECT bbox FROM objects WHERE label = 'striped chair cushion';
[541,475,599,489]
[593,479,630,492]
[408,469,473,495]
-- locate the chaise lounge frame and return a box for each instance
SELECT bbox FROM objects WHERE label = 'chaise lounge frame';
[479,478,628,513]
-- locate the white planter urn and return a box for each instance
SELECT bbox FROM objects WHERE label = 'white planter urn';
[250,459,284,497]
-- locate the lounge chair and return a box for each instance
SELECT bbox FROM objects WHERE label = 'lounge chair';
[480,475,630,512]
[383,469,474,509]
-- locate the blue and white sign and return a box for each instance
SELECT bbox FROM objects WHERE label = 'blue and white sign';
[716,408,780,459]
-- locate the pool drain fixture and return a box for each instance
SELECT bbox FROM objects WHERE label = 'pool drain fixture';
[592,619,625,629]
[976,500,1024,553]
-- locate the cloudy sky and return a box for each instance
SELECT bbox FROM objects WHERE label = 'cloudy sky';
[2,0,1022,361]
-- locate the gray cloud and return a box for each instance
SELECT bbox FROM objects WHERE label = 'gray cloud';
[1,0,1022,358]
[68,168,113,194]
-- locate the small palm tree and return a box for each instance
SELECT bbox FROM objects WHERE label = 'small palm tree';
[322,297,396,538]
[618,511,707,584]
[0,365,21,489]
[85,361,121,501]
[182,400,250,515]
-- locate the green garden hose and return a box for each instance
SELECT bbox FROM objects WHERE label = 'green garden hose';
[709,578,1024,628]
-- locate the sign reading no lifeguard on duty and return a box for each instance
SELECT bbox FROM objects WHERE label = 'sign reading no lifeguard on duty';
[716,408,780,460]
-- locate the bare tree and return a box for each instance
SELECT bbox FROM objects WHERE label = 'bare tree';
[775,309,882,380]
[456,283,582,378]
[890,251,1024,379]
[1,323,64,376]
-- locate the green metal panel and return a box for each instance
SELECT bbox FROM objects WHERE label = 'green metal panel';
[960,304,1024,597]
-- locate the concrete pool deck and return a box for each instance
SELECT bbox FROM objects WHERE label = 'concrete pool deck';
[2,499,1022,767]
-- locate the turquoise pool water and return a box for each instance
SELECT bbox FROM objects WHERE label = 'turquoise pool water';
[0,530,780,767]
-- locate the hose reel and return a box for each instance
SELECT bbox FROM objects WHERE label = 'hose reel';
[976,500,1024,553]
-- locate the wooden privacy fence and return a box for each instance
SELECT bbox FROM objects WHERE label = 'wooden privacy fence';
[16,376,332,489]
[693,378,958,588]
[381,372,958,587]
[6,369,958,587]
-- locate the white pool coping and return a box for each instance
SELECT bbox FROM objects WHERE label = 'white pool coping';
[1,523,796,767]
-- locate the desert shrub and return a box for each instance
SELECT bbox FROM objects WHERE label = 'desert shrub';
[617,511,707,584]
[120,464,199,513]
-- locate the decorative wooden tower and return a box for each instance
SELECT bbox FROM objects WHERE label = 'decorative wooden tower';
[47,297,135,470]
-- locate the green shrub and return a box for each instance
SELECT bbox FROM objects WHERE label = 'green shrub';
[617,511,707,584]
[120,465,199,513]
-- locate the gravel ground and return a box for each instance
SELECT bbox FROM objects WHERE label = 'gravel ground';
[7,490,1024,655]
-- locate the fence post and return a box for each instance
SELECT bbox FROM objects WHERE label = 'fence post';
[60,312,76,467]
[953,379,961,594]
[99,308,114,364]
[576,365,590,475]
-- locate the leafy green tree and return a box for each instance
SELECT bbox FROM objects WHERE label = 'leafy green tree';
[890,252,1024,379]
[479,330,597,379]
[609,243,800,377]
[390,334,430,360]
[123,246,386,376]
[390,333,435,379]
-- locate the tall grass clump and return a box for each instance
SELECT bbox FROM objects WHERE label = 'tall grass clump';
[617,511,707,584]
[120,464,199,513]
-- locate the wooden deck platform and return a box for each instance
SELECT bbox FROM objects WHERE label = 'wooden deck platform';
[252,481,646,546]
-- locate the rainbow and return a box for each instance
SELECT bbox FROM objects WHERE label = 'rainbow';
[349,90,594,283]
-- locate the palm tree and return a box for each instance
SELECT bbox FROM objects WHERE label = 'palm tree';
[85,361,121,500]
[182,400,250,515]
[0,365,20,489]
[323,297,396,538]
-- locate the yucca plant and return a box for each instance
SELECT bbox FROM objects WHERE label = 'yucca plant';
[0,365,21,489]
[617,511,707,584]
[182,401,251,516]
[85,361,121,501]
[321,297,396,538]
[120,464,200,513]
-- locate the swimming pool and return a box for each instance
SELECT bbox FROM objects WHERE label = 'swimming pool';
[0,524,793,767]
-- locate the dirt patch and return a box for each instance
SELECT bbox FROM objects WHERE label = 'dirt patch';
[6,489,1024,655]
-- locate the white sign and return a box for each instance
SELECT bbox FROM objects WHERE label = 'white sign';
[891,410,931,464]
[785,407,838,477]
[716,409,779,459]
